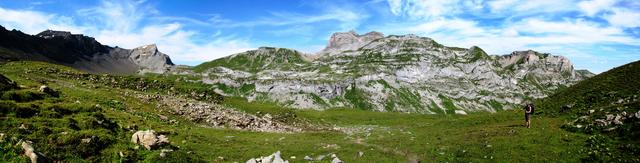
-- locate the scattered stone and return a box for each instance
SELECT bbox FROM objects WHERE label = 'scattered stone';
[454,110,467,115]
[290,156,296,159]
[604,127,617,132]
[131,130,169,150]
[606,114,614,121]
[159,149,173,157]
[635,111,640,119]
[246,151,289,163]
[588,110,595,114]
[613,115,623,125]
[136,94,300,132]
[0,133,4,143]
[39,85,56,95]
[304,156,313,161]
[486,144,492,148]
[19,124,27,130]
[331,154,343,163]
[323,144,340,149]
[21,141,38,163]
[315,154,326,161]
[159,115,168,121]
[81,138,91,144]
[358,151,364,157]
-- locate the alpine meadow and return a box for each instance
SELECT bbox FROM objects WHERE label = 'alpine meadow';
[0,0,639,162]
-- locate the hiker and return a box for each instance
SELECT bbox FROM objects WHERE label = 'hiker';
[524,103,534,128]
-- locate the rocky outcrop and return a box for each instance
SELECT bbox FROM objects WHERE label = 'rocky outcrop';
[196,31,593,114]
[131,130,170,150]
[246,151,289,163]
[319,31,384,55]
[20,140,44,163]
[129,44,175,74]
[0,26,175,74]
[135,94,300,132]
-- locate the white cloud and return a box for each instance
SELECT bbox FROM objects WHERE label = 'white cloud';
[0,7,86,34]
[605,8,640,28]
[386,0,460,19]
[219,7,366,31]
[0,1,253,64]
[488,0,517,12]
[578,0,618,16]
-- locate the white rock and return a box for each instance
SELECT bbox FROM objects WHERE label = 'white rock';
[21,141,38,163]
[454,110,468,115]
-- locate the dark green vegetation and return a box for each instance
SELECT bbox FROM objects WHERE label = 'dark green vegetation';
[537,60,640,162]
[0,62,206,162]
[0,61,600,162]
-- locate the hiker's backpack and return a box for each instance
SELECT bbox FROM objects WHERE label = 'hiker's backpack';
[528,104,535,114]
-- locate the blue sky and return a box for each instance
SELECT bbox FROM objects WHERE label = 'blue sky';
[0,0,639,73]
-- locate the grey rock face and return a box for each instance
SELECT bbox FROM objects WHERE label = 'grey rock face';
[0,27,175,74]
[194,31,593,113]
[129,44,175,74]
[319,31,384,55]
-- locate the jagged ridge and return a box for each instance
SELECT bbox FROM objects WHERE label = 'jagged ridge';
[195,31,594,114]
[0,26,174,74]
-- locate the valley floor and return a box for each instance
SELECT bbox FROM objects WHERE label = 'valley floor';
[0,62,588,162]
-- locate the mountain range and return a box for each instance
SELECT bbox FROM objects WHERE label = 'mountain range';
[2,25,639,162]
[0,26,594,113]
[194,31,594,113]
[0,26,174,74]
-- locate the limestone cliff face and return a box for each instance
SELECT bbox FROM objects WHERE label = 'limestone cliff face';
[192,31,594,113]
[130,44,175,74]
[319,31,384,55]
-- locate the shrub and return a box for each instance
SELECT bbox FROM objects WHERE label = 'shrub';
[15,106,38,118]
[1,90,44,102]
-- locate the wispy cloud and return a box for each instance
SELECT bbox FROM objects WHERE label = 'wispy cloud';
[377,0,640,73]
[0,0,253,64]
[217,7,367,31]
[0,7,86,34]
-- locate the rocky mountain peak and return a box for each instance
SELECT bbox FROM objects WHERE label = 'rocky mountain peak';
[130,44,174,74]
[318,31,385,55]
[498,49,575,75]
[36,30,73,39]
[132,44,159,55]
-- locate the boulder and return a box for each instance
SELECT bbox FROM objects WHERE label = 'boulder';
[246,151,289,163]
[454,110,467,115]
[331,154,343,163]
[21,141,38,163]
[38,85,57,96]
[303,156,313,161]
[131,130,169,150]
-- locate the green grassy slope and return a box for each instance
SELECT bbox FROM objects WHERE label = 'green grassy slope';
[0,61,593,162]
[537,60,640,162]
[193,47,310,73]
[538,60,640,115]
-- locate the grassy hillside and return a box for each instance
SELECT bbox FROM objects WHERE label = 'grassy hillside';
[537,60,640,162]
[0,61,597,162]
[193,47,310,73]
